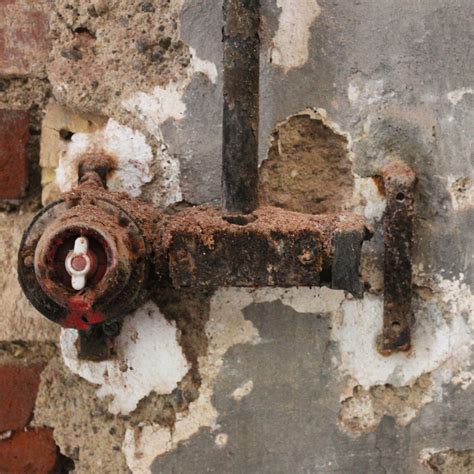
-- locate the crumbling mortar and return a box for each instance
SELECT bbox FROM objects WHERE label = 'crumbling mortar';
[31,285,212,471]
[0,75,52,212]
[339,374,434,435]
[48,0,192,124]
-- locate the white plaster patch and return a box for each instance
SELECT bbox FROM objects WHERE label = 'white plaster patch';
[332,291,473,390]
[122,48,216,127]
[214,432,228,448]
[232,380,254,401]
[61,301,190,415]
[270,0,321,72]
[122,288,260,473]
[121,47,217,207]
[447,176,474,212]
[447,87,474,105]
[347,78,396,107]
[55,119,153,198]
[352,176,386,222]
[436,275,474,326]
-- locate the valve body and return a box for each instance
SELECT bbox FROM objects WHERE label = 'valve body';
[18,188,150,330]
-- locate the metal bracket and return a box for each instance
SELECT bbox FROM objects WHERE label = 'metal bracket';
[378,161,416,354]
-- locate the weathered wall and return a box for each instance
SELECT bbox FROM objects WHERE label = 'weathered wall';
[0,0,473,472]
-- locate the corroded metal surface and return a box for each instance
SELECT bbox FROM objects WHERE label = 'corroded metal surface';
[155,206,370,295]
[222,0,260,214]
[18,157,371,336]
[379,161,416,354]
[19,189,370,331]
[18,188,150,330]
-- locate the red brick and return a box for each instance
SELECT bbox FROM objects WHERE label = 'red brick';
[0,363,45,432]
[0,428,58,474]
[0,109,29,200]
[0,2,49,75]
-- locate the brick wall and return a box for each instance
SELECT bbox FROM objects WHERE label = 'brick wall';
[0,362,72,473]
[0,2,64,472]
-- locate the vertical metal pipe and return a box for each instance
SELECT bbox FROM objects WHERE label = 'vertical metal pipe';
[222,0,260,214]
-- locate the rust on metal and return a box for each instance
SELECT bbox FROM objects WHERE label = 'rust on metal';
[19,182,371,330]
[77,321,122,361]
[18,156,152,332]
[154,206,370,295]
[18,154,371,361]
[222,0,260,214]
[378,161,416,354]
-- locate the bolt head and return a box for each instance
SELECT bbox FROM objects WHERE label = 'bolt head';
[71,255,88,272]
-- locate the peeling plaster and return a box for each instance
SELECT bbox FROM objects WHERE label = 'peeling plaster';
[214,432,229,448]
[232,380,254,402]
[119,273,473,467]
[339,375,433,435]
[447,87,474,106]
[420,447,474,473]
[121,47,217,207]
[122,48,217,127]
[270,0,321,72]
[61,301,189,415]
[55,119,154,198]
[122,289,260,473]
[447,176,474,212]
[451,371,474,390]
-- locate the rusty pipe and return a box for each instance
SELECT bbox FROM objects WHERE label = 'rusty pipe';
[222,0,260,214]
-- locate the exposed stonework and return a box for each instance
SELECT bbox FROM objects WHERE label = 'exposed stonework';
[34,289,211,473]
[420,448,474,473]
[34,356,130,473]
[1,0,473,472]
[48,0,190,122]
[339,375,433,435]
[40,101,107,204]
[0,212,59,342]
[259,109,354,214]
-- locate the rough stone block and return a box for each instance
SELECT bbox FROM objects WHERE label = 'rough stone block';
[0,2,49,75]
[0,363,45,432]
[40,101,107,204]
[0,109,29,200]
[0,428,58,473]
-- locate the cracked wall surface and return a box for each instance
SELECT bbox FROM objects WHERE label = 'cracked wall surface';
[1,0,473,472]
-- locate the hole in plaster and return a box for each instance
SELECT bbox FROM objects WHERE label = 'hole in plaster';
[59,129,74,141]
[74,26,96,39]
[259,112,353,214]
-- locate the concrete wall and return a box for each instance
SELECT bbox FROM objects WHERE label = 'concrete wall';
[0,0,473,472]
